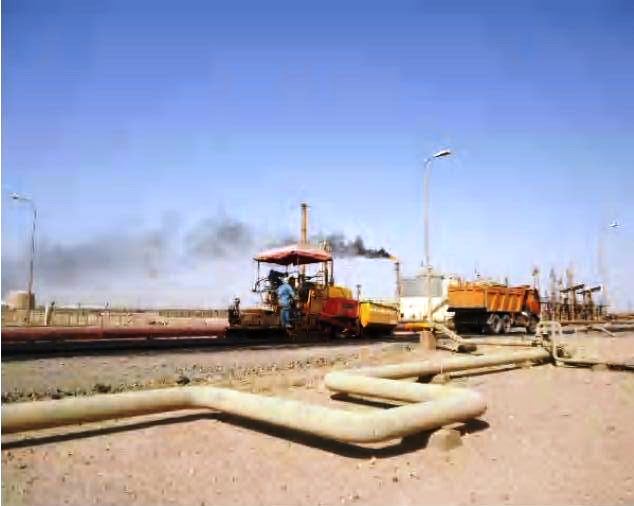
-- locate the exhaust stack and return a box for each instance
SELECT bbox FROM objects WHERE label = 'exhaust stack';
[300,202,308,245]
[390,256,401,300]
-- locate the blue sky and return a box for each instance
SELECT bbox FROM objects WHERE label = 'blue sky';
[2,0,633,309]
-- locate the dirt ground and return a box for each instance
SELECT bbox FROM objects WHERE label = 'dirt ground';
[1,339,418,402]
[2,333,634,506]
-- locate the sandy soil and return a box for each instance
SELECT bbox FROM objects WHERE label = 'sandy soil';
[2,333,634,506]
[1,340,418,402]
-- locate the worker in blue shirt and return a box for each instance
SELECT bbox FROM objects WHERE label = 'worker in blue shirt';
[277,277,295,328]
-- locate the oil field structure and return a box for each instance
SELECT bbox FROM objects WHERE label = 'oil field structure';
[2,175,633,506]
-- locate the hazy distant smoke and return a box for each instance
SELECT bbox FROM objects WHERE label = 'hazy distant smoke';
[185,218,252,259]
[264,234,296,249]
[1,216,254,298]
[1,262,22,296]
[0,212,391,304]
[1,230,167,296]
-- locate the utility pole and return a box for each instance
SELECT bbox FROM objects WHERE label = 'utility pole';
[10,193,37,322]
[423,150,451,324]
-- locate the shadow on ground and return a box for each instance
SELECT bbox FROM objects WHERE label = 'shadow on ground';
[1,410,489,459]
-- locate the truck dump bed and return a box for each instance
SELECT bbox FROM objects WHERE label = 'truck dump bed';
[448,284,540,314]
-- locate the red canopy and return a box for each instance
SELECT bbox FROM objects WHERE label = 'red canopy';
[254,244,332,266]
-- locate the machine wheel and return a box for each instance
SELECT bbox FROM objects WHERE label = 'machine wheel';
[527,316,538,334]
[319,323,336,340]
[501,314,512,334]
[487,314,502,335]
[454,324,467,336]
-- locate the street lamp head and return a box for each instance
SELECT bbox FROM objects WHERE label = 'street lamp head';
[432,149,452,158]
[9,192,32,203]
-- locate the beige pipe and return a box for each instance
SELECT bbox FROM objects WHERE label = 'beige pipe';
[545,323,634,370]
[434,323,540,348]
[1,350,548,442]
[2,388,192,434]
[2,382,483,443]
[350,348,550,379]
[463,338,539,347]
[189,378,486,443]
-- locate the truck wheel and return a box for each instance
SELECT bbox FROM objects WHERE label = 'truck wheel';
[527,316,538,334]
[501,314,512,334]
[487,314,502,335]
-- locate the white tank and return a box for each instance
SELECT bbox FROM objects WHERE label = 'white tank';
[398,272,459,323]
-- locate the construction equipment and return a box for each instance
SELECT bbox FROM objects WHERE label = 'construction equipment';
[358,300,399,335]
[227,204,398,338]
[232,243,360,338]
[448,282,541,335]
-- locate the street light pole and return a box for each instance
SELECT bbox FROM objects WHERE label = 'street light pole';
[599,220,621,316]
[10,193,37,316]
[423,149,451,324]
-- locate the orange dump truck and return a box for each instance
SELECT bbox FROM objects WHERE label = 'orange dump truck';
[448,283,541,335]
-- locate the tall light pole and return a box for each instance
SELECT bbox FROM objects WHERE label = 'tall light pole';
[10,193,37,315]
[598,220,621,315]
[423,149,451,324]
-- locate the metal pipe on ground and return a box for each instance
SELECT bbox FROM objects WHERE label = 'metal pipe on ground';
[462,337,539,347]
[396,322,434,332]
[436,339,477,353]
[1,381,485,442]
[587,325,616,337]
[534,321,634,369]
[433,323,540,348]
[1,350,550,441]
[553,353,634,370]
[1,324,228,342]
[540,321,634,371]
[396,322,531,348]
[603,324,634,333]
[348,348,550,379]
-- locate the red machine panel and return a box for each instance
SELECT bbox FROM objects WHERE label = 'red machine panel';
[321,297,359,320]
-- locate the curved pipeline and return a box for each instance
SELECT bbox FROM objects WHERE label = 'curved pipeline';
[541,321,634,370]
[1,382,485,443]
[1,350,549,443]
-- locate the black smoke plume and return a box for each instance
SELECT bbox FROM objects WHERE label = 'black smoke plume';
[320,233,391,259]
[265,232,391,259]
[1,214,391,302]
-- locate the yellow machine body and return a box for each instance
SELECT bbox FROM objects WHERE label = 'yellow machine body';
[358,301,399,332]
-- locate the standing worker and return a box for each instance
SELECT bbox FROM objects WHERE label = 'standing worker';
[277,277,295,329]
